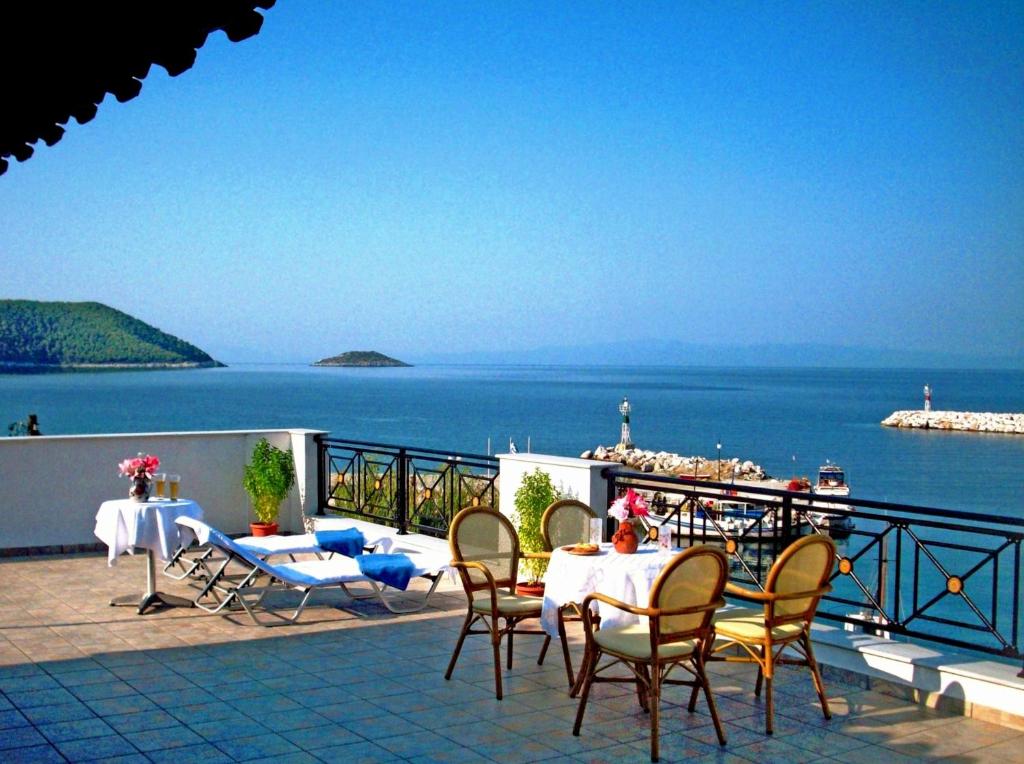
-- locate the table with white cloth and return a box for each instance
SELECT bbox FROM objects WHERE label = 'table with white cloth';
[94,498,204,614]
[540,543,677,637]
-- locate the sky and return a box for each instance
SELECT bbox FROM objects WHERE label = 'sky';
[1,1,1022,365]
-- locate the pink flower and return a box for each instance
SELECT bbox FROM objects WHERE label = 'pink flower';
[609,488,650,520]
[118,453,160,479]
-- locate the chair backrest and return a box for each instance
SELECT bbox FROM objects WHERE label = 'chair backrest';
[541,499,596,551]
[448,505,520,593]
[175,516,276,576]
[649,545,728,642]
[765,533,836,623]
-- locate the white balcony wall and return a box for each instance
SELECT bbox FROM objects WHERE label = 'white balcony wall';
[497,452,611,522]
[0,429,325,551]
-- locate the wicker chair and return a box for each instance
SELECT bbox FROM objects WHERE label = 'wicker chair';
[572,546,729,762]
[538,498,596,688]
[445,505,560,700]
[710,533,836,734]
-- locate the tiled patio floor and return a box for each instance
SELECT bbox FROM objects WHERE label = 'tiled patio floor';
[1,552,1022,763]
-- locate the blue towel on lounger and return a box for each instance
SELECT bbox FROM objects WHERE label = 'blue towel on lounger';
[357,553,415,591]
[315,529,365,558]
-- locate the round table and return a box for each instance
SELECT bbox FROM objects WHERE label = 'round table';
[540,543,677,636]
[94,498,204,614]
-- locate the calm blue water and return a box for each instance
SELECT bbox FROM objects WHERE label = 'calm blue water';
[2,364,1022,517]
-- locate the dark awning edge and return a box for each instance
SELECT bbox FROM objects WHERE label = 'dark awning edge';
[0,1,277,176]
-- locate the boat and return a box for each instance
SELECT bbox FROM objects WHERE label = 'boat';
[807,462,855,534]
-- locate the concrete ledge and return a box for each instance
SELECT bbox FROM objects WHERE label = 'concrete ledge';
[810,622,1024,730]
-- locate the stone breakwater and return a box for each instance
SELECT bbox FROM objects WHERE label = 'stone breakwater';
[580,445,770,480]
[881,410,1024,435]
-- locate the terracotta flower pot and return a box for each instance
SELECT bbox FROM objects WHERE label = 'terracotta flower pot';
[249,521,279,537]
[515,581,545,597]
[612,519,639,554]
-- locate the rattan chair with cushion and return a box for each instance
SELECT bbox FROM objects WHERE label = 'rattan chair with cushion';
[572,546,729,762]
[445,505,561,700]
[710,533,836,734]
[538,498,597,688]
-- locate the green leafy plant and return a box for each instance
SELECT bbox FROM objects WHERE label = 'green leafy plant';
[513,468,559,583]
[243,438,296,524]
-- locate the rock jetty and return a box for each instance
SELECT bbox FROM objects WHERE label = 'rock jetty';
[881,410,1024,435]
[581,445,770,481]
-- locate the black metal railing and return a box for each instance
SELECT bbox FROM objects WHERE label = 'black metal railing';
[606,467,1024,672]
[315,436,499,538]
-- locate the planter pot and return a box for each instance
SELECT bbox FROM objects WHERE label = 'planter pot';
[249,521,279,537]
[515,581,545,597]
[612,519,639,554]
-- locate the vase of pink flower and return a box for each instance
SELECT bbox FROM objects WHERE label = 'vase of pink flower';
[119,453,160,502]
[608,487,649,554]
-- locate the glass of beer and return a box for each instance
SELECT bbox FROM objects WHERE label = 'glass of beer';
[154,473,166,499]
[168,474,181,501]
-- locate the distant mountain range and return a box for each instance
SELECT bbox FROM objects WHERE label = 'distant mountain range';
[0,300,222,369]
[402,340,1023,370]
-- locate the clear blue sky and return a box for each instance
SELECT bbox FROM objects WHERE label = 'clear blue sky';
[1,1,1021,364]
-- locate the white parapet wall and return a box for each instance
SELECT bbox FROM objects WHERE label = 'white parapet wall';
[0,429,325,551]
[497,452,612,522]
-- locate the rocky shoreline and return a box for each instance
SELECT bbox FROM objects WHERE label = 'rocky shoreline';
[881,410,1024,434]
[581,445,771,480]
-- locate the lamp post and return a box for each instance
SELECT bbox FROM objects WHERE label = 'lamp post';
[618,397,633,449]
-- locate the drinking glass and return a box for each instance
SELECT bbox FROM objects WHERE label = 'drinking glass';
[168,474,181,501]
[589,518,604,544]
[154,473,166,499]
[658,526,672,553]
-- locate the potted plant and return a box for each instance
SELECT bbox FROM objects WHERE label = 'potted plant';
[243,438,295,536]
[512,468,558,596]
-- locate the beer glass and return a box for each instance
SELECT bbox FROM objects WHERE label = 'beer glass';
[154,473,166,499]
[168,474,181,501]
[589,518,603,544]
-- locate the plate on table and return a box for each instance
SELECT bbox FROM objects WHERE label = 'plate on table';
[562,544,601,556]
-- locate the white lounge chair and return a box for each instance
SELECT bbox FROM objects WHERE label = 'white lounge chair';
[175,517,451,626]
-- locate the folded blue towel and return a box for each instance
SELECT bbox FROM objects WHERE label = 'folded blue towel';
[357,553,415,591]
[315,529,365,558]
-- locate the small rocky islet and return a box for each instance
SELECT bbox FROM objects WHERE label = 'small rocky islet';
[313,351,410,368]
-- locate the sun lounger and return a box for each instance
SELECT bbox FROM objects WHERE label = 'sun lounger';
[175,517,451,626]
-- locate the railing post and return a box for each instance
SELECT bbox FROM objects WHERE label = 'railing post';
[781,494,793,539]
[396,447,408,534]
[315,435,326,516]
[604,468,619,541]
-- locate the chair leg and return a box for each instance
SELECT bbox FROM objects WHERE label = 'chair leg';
[649,663,661,762]
[764,671,774,735]
[537,634,551,665]
[637,663,651,713]
[572,648,600,736]
[695,650,726,746]
[570,642,593,698]
[802,632,832,720]
[506,617,515,670]
[492,620,504,700]
[445,611,474,681]
[687,640,712,712]
[557,609,575,688]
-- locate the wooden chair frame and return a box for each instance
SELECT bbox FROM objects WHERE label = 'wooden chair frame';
[444,505,563,700]
[709,533,836,734]
[572,546,729,762]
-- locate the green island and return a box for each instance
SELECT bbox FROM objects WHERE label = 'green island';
[313,351,411,368]
[0,300,223,369]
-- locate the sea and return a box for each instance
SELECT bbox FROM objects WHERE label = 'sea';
[2,364,1021,517]
[3,363,1023,657]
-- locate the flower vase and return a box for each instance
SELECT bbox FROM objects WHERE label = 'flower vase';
[612,519,639,554]
[129,475,151,502]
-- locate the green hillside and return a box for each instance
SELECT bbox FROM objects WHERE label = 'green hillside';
[0,300,223,368]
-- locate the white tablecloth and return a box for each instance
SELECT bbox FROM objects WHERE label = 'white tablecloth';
[94,499,204,565]
[541,544,676,636]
